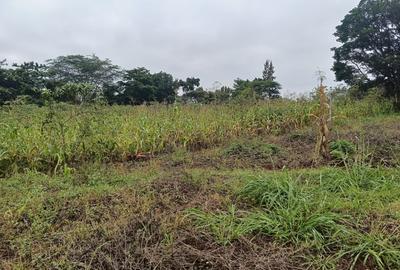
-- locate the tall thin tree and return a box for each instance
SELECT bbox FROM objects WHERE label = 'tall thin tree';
[262,60,276,81]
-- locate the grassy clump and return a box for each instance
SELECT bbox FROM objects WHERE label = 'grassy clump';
[223,140,280,160]
[238,175,344,248]
[340,230,400,270]
[188,205,254,245]
[189,166,400,269]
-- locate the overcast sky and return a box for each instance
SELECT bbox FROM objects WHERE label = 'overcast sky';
[0,0,360,94]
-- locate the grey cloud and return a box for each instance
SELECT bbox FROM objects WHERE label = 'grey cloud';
[0,0,360,94]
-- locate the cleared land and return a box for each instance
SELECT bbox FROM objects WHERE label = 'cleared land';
[1,99,400,269]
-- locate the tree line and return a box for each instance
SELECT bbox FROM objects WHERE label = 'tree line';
[1,0,399,107]
[0,55,281,106]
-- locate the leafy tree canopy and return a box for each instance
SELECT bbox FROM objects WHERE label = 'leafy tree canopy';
[119,68,156,105]
[115,68,178,105]
[47,54,121,88]
[232,60,281,100]
[54,82,98,105]
[332,0,400,102]
[252,79,281,99]
[152,72,177,103]
[179,77,200,92]
[0,60,47,104]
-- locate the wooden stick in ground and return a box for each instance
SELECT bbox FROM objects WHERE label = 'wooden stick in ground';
[314,84,331,163]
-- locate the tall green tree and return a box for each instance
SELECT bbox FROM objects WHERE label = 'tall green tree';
[114,68,178,105]
[252,79,281,99]
[263,60,276,81]
[47,54,121,101]
[332,0,400,104]
[12,62,48,102]
[152,72,177,103]
[232,78,252,97]
[232,59,281,100]
[47,54,120,86]
[119,68,156,105]
[0,61,47,104]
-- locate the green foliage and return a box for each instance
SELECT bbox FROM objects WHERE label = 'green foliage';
[0,55,180,106]
[181,87,215,104]
[340,231,400,270]
[178,78,218,104]
[179,77,200,92]
[213,86,233,103]
[238,176,304,209]
[232,59,281,100]
[330,140,356,161]
[169,147,190,166]
[47,54,120,87]
[234,86,259,103]
[0,61,47,105]
[0,98,392,176]
[263,60,276,81]
[190,166,400,269]
[192,174,345,250]
[188,206,254,245]
[238,176,345,248]
[115,68,178,105]
[54,82,99,104]
[0,101,316,175]
[153,71,177,103]
[252,79,281,99]
[224,140,280,160]
[247,210,343,248]
[2,113,400,269]
[333,0,400,104]
[233,78,281,100]
[4,95,36,105]
[118,68,157,104]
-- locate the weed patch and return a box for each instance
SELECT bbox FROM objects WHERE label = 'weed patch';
[223,140,280,160]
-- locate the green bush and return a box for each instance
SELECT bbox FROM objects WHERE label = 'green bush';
[330,140,356,161]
